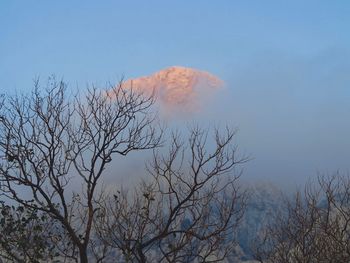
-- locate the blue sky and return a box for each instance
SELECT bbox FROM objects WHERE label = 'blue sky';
[1,1,349,88]
[1,1,350,187]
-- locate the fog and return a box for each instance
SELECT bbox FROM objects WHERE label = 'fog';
[203,50,350,188]
[99,49,350,191]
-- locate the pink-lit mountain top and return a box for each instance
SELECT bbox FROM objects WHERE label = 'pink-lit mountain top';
[121,66,224,113]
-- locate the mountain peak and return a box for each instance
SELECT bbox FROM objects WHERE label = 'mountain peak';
[122,66,224,115]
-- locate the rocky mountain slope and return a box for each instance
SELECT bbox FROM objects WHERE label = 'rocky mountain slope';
[121,66,224,114]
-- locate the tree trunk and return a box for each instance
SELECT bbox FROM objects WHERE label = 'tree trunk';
[138,245,146,263]
[79,247,88,263]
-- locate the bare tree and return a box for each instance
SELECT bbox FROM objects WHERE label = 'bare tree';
[0,78,162,263]
[252,174,350,263]
[95,127,248,262]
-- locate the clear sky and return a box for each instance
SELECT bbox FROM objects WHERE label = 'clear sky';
[1,1,350,187]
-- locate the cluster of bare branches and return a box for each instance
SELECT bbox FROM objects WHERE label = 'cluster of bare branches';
[0,79,161,262]
[252,174,350,263]
[95,127,248,262]
[2,78,350,263]
[0,79,247,262]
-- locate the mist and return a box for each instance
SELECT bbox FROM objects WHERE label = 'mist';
[99,48,350,192]
[202,49,350,188]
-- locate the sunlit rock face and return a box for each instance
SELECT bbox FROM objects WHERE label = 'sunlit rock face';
[121,66,224,116]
